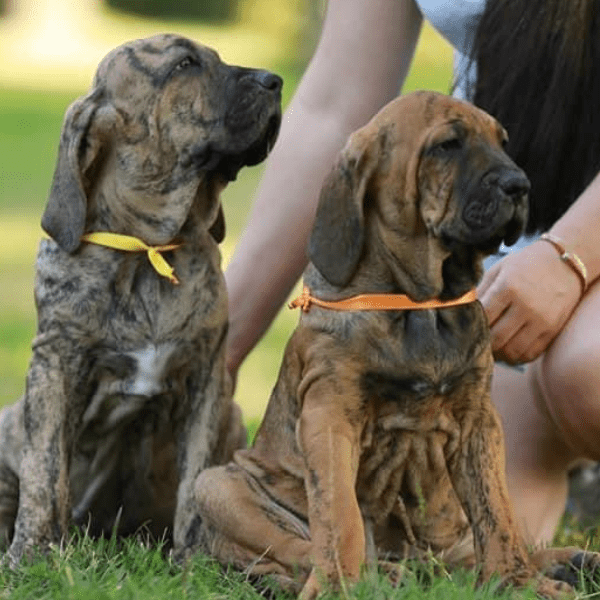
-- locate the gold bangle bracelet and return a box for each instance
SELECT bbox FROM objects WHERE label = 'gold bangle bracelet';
[539,232,588,296]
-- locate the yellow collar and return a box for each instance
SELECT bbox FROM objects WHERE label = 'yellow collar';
[289,286,477,312]
[81,232,181,284]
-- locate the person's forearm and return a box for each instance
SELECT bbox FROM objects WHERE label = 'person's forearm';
[225,0,423,373]
[224,96,380,373]
[224,109,349,373]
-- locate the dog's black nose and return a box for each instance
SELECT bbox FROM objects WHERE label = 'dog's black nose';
[252,70,283,92]
[499,170,530,201]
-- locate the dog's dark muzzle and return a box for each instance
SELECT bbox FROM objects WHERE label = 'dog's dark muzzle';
[186,67,282,181]
[210,67,282,179]
[449,164,530,251]
[224,68,282,134]
[463,169,529,227]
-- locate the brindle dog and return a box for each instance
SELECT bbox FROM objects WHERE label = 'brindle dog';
[195,92,599,598]
[0,34,281,565]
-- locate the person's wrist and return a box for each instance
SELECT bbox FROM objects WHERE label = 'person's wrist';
[538,232,588,299]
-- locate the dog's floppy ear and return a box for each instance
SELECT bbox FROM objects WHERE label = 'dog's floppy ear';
[308,131,379,287]
[42,89,111,253]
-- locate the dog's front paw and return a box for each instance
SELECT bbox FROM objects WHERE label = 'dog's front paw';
[493,572,573,600]
[532,576,575,599]
[299,570,324,600]
[7,540,35,569]
[545,550,600,588]
[481,567,574,600]
[7,526,56,568]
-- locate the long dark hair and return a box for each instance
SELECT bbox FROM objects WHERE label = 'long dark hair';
[469,0,600,234]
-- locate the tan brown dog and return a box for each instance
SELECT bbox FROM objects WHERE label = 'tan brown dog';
[0,34,281,565]
[195,92,599,598]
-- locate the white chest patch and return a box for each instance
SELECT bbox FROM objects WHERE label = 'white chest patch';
[126,343,177,397]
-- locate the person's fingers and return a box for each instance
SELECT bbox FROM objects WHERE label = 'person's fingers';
[488,306,526,355]
[515,331,554,364]
[478,267,512,327]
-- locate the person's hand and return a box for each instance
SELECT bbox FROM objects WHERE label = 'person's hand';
[477,240,583,364]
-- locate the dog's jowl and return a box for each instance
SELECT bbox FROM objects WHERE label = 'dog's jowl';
[0,34,281,564]
[195,91,599,599]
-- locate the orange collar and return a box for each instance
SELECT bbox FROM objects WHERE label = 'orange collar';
[289,286,478,313]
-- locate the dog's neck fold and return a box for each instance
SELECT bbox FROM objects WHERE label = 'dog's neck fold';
[306,229,482,304]
[85,156,226,249]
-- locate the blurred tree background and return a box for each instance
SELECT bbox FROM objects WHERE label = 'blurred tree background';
[105,0,323,63]
[107,0,238,22]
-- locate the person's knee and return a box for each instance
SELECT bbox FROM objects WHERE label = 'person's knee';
[534,341,600,461]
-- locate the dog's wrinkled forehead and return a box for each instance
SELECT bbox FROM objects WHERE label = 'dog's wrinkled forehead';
[93,34,219,94]
[427,95,506,146]
[375,91,506,149]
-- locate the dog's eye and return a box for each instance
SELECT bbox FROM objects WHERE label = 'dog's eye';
[174,56,195,72]
[435,138,463,153]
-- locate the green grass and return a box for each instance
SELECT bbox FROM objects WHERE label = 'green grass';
[0,532,270,600]
[0,529,599,600]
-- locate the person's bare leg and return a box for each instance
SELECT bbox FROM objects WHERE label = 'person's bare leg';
[534,280,600,463]
[492,280,600,545]
[491,363,577,545]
